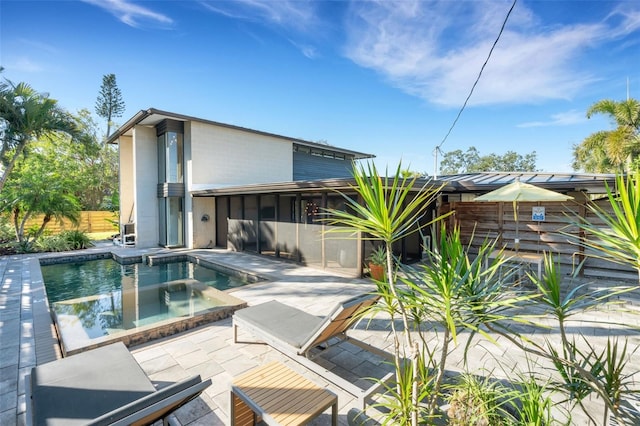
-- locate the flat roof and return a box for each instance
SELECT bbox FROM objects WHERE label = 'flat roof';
[437,171,617,193]
[107,108,374,159]
[191,172,616,197]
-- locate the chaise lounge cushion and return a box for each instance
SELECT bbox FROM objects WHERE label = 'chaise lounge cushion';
[27,342,211,426]
[233,300,324,348]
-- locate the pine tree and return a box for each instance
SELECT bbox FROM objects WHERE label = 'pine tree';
[95,74,125,138]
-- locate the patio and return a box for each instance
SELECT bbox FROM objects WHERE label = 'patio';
[1,246,639,425]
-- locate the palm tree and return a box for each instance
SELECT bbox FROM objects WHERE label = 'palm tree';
[0,77,77,193]
[573,98,640,172]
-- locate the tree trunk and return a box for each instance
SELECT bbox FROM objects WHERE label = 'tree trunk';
[33,214,52,241]
[0,141,27,194]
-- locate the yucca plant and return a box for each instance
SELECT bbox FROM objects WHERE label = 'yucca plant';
[506,372,556,426]
[487,253,639,425]
[445,372,512,426]
[566,171,640,281]
[323,161,448,425]
[400,225,538,417]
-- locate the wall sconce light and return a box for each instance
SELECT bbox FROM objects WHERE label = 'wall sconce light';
[201,214,210,222]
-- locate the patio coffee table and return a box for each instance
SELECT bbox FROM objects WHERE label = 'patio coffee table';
[230,361,337,425]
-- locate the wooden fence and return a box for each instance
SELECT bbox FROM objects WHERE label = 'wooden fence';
[23,211,119,234]
[440,199,636,281]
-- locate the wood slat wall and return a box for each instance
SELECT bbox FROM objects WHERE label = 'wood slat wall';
[22,211,119,234]
[440,200,636,281]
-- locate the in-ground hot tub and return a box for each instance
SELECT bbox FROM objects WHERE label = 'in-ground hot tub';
[40,253,264,355]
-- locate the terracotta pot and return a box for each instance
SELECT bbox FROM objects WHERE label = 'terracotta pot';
[368,263,386,281]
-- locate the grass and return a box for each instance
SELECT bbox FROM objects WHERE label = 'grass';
[87,231,117,241]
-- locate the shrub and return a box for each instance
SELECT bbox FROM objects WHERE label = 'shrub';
[61,229,93,249]
[34,234,71,252]
[34,230,92,252]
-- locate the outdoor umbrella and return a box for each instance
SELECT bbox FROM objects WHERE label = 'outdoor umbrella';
[474,179,573,251]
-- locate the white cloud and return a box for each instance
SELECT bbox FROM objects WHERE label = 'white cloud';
[517,110,586,128]
[199,0,317,32]
[82,0,173,28]
[343,0,639,107]
[199,0,320,57]
[6,57,44,73]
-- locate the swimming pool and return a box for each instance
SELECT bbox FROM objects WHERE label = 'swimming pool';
[40,254,257,355]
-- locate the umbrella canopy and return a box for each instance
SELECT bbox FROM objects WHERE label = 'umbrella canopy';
[474,180,573,251]
[474,180,573,203]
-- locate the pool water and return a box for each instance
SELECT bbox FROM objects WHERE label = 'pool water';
[41,259,250,346]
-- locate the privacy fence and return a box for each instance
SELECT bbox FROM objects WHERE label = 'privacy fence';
[440,199,636,281]
[22,211,119,234]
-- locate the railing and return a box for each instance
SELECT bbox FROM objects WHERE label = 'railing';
[228,219,361,277]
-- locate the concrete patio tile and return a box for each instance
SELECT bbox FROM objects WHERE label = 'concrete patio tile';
[148,364,191,384]
[175,348,210,370]
[237,341,271,358]
[17,367,29,396]
[186,327,223,344]
[205,371,233,400]
[0,318,20,340]
[0,408,16,426]
[0,344,19,368]
[196,335,232,354]
[219,355,259,377]
[18,342,36,369]
[138,352,179,375]
[16,392,25,416]
[327,348,368,371]
[172,392,214,425]
[160,338,201,359]
[180,408,226,426]
[186,358,224,380]
[208,345,244,364]
[0,365,17,395]
[0,390,16,413]
[131,344,167,364]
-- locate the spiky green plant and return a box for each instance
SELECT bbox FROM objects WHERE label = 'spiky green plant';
[400,226,538,415]
[445,372,512,425]
[567,171,640,281]
[323,161,448,426]
[507,373,556,426]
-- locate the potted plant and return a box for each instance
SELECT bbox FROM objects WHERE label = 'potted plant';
[368,246,387,281]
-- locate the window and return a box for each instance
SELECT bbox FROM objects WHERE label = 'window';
[157,132,183,183]
[157,121,185,247]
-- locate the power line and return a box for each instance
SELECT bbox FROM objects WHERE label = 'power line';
[434,0,518,176]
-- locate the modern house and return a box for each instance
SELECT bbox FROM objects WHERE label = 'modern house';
[109,110,629,280]
[107,108,372,250]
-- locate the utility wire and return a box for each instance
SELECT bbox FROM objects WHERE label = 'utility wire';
[434,0,518,172]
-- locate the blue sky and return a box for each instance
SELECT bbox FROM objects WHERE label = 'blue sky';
[1,0,639,174]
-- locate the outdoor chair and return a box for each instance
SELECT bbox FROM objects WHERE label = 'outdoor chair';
[26,342,211,426]
[232,293,393,408]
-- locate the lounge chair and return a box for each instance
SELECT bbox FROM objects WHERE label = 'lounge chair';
[26,342,211,426]
[232,293,392,408]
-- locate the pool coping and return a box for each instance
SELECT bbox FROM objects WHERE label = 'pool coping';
[34,249,269,357]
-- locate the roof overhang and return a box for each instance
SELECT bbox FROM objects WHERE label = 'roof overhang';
[191,177,452,197]
[437,172,617,194]
[107,108,374,159]
[190,172,616,198]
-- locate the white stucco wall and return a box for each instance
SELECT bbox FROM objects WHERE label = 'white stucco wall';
[119,135,135,225]
[131,126,158,248]
[189,121,293,186]
[192,197,215,248]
